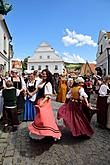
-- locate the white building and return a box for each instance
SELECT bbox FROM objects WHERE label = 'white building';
[27,42,65,75]
[0,14,13,74]
[96,30,110,76]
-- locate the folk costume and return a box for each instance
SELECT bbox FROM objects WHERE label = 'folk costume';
[57,77,94,137]
[56,75,67,103]
[97,83,110,128]
[24,78,41,121]
[11,74,26,123]
[0,76,5,119]
[28,81,61,140]
[2,84,18,131]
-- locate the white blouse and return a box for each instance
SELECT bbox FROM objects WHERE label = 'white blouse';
[38,82,53,98]
[66,87,88,99]
[99,84,109,96]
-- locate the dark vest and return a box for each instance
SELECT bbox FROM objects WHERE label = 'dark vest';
[27,80,36,92]
[0,77,3,90]
[11,77,22,90]
[36,82,47,100]
[2,87,17,107]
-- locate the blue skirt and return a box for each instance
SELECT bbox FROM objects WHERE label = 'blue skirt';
[24,96,36,121]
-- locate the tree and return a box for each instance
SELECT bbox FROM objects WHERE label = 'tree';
[22,56,30,72]
[0,0,12,15]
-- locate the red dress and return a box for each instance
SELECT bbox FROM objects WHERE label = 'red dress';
[28,82,61,140]
[57,86,94,137]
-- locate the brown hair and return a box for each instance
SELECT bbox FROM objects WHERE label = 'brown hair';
[5,80,13,88]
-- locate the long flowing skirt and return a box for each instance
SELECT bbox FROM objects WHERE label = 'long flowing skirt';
[56,84,67,103]
[0,90,3,119]
[28,98,61,139]
[97,96,108,128]
[17,93,25,123]
[106,104,110,129]
[57,101,94,137]
[24,96,36,121]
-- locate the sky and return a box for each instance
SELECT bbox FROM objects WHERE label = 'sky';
[4,0,110,63]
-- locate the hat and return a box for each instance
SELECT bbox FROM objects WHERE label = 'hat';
[75,77,85,83]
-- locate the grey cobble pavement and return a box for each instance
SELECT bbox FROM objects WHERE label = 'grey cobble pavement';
[0,95,110,165]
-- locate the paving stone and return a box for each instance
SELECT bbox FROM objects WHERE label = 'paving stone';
[0,133,9,139]
[0,138,8,143]
[2,157,13,165]
[5,149,14,157]
[0,154,3,162]
[0,97,110,164]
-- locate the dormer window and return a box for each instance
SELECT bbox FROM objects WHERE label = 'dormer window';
[104,35,107,39]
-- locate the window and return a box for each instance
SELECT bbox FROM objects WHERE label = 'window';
[47,55,50,59]
[40,56,42,59]
[99,44,103,54]
[55,65,58,70]
[31,66,34,70]
[3,34,7,54]
[38,65,41,70]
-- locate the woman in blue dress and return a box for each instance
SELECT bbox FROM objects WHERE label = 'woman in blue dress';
[24,72,41,121]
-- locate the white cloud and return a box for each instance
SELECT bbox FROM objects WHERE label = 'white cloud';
[62,29,97,47]
[89,60,96,64]
[62,52,86,63]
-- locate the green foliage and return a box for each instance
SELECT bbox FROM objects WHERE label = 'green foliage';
[65,62,82,70]
[0,0,12,15]
[22,56,30,72]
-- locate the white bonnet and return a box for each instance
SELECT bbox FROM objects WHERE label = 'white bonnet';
[75,77,85,83]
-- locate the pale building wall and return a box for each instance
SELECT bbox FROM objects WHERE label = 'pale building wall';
[27,42,65,75]
[96,30,110,76]
[0,14,12,73]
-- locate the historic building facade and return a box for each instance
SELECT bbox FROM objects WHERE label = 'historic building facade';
[27,42,65,75]
[0,1,13,74]
[96,30,110,76]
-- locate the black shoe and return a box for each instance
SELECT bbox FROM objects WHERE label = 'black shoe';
[3,126,9,133]
[12,126,17,132]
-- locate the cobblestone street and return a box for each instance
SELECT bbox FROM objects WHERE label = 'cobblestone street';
[0,97,110,165]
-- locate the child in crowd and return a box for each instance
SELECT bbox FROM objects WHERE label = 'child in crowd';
[2,80,18,132]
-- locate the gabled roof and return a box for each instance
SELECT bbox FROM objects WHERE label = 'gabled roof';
[98,30,106,44]
[28,42,63,62]
[80,62,96,76]
[36,42,54,52]
[98,30,110,44]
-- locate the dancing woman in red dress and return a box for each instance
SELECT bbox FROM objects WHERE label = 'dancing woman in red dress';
[28,69,61,140]
[57,77,94,137]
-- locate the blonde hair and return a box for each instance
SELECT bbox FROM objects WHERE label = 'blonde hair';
[5,80,13,88]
